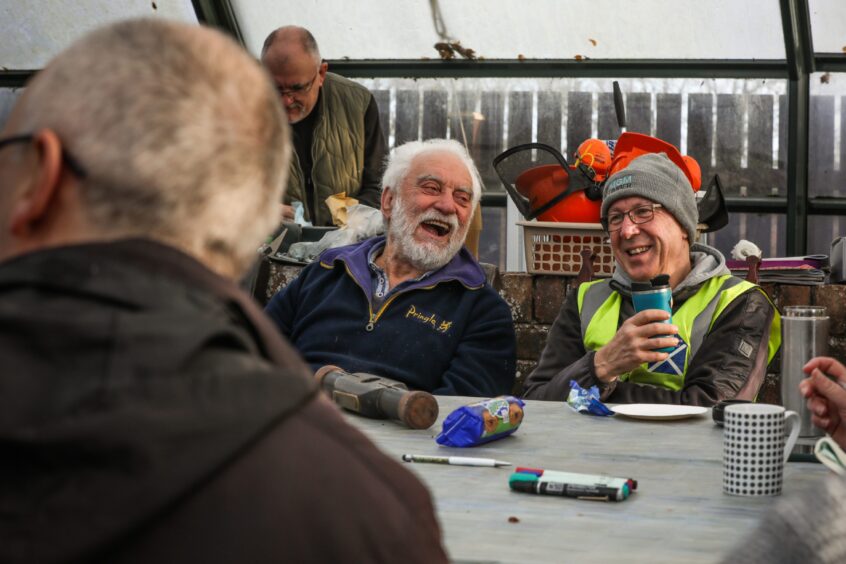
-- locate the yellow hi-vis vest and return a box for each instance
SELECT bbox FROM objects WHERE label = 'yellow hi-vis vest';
[576,276,781,391]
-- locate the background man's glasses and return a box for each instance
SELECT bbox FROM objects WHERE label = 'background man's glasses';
[0,133,87,178]
[601,204,663,232]
[276,69,319,98]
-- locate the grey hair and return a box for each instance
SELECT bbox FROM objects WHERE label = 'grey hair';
[261,26,321,64]
[16,18,290,277]
[382,139,482,207]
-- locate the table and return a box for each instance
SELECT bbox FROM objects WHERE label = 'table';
[345,397,830,564]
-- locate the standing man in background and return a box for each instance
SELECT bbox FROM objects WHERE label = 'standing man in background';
[261,26,387,226]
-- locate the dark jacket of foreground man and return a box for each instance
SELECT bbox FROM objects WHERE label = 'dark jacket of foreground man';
[0,239,446,564]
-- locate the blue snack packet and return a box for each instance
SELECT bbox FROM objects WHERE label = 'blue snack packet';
[436,396,525,447]
[567,381,614,416]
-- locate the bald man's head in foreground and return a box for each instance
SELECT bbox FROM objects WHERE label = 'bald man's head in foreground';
[0,18,290,278]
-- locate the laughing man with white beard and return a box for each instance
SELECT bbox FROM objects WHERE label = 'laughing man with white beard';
[265,139,516,396]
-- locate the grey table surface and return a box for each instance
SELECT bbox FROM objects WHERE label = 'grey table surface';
[344,396,831,564]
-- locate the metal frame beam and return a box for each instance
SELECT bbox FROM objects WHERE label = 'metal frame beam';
[0,70,35,88]
[724,198,787,213]
[815,54,846,72]
[780,0,814,254]
[808,200,846,214]
[328,59,789,79]
[191,0,244,45]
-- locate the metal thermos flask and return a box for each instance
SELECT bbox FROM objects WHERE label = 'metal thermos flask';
[631,274,674,353]
[780,306,829,438]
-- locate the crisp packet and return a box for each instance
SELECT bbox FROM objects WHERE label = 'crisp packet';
[435,396,525,447]
[567,381,614,416]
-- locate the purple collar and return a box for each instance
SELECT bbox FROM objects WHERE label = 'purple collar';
[319,236,486,296]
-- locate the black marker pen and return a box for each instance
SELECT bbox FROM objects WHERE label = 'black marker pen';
[510,479,621,501]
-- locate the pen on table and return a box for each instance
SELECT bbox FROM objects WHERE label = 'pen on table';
[510,478,621,501]
[516,466,638,491]
[401,454,511,467]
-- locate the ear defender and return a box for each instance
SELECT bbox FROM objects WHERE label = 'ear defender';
[584,183,603,201]
[574,138,613,182]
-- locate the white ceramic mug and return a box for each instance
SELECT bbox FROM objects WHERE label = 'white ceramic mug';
[723,404,800,496]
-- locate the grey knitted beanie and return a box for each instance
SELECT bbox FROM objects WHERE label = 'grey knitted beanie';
[601,152,697,241]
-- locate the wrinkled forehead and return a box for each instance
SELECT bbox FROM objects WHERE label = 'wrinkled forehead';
[263,41,317,74]
[606,195,656,214]
[407,151,472,189]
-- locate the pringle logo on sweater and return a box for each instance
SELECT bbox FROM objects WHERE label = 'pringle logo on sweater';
[405,305,453,333]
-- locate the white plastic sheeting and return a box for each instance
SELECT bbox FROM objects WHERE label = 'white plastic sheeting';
[809,0,846,54]
[0,0,197,69]
[234,0,786,60]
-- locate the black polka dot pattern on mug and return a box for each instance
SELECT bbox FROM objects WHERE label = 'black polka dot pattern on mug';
[723,409,788,497]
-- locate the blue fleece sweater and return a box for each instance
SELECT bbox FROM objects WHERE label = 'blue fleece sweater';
[265,236,516,396]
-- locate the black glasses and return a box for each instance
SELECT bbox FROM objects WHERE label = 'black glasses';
[276,69,320,98]
[601,203,662,232]
[0,133,87,178]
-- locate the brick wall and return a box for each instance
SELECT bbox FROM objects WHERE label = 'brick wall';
[257,259,846,403]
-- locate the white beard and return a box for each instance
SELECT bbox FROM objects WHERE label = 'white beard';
[388,196,469,272]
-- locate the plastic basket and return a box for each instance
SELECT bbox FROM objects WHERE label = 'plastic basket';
[518,221,614,277]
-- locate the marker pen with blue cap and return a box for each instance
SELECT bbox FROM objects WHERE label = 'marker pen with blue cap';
[515,467,638,491]
[509,473,629,501]
[509,472,626,501]
[512,467,636,501]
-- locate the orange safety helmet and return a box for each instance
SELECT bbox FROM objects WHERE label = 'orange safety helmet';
[608,132,701,191]
[514,163,602,223]
[682,155,702,190]
[573,138,613,182]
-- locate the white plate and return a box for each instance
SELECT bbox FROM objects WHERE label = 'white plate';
[611,403,708,421]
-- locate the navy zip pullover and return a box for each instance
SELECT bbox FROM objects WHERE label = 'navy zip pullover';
[265,236,516,396]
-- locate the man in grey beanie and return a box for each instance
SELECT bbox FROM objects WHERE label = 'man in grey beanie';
[523,152,780,406]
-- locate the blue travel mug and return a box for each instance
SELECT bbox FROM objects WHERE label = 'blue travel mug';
[631,274,675,353]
